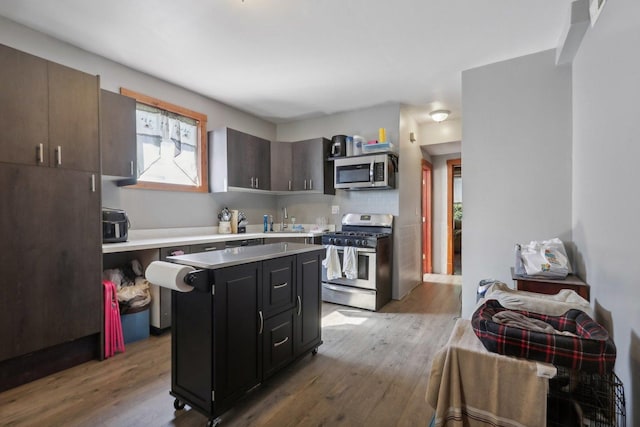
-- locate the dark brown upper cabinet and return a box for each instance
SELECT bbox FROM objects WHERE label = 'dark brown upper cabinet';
[0,44,100,173]
[209,127,271,192]
[100,89,136,177]
[0,44,49,166]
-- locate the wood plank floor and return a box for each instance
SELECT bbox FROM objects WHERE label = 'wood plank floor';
[0,280,461,427]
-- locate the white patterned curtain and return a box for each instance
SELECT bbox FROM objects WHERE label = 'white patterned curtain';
[135,103,199,186]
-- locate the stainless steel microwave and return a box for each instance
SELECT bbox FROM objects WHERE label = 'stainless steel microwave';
[334,153,398,190]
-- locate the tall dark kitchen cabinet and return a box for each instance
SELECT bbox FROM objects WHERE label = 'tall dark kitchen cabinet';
[0,43,102,391]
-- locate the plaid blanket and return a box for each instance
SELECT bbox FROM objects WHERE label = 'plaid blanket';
[472,299,616,374]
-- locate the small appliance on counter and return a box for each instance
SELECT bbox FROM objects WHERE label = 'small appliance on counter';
[330,134,347,158]
[102,208,129,243]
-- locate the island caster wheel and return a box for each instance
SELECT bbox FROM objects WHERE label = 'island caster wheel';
[311,347,318,355]
[173,398,186,410]
[207,417,221,427]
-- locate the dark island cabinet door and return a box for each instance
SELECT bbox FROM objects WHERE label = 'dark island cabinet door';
[262,309,295,379]
[0,163,101,362]
[213,263,262,412]
[0,44,49,167]
[100,89,136,177]
[48,62,100,173]
[295,250,323,356]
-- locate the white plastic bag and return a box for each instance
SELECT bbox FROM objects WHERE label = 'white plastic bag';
[516,238,571,278]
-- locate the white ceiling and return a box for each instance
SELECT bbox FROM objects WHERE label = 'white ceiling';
[0,0,573,124]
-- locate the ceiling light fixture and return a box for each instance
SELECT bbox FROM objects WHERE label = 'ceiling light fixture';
[430,110,450,123]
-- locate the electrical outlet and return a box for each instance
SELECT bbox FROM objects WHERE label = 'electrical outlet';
[331,205,340,214]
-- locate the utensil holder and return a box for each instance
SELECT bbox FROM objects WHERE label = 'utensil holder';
[219,221,231,234]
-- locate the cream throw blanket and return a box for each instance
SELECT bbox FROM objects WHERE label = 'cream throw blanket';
[479,282,592,317]
[426,319,556,427]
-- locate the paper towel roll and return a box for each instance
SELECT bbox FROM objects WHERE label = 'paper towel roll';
[145,261,195,292]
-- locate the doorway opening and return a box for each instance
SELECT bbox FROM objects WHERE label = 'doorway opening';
[447,159,462,275]
[421,159,433,275]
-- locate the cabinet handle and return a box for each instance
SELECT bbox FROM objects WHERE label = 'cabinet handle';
[255,177,259,188]
[309,179,313,190]
[297,296,302,316]
[37,143,44,164]
[203,247,219,251]
[56,146,62,166]
[274,336,289,348]
[288,180,292,191]
[273,282,288,289]
[303,179,307,190]
[130,161,134,177]
[258,310,264,334]
[90,174,96,192]
[250,176,255,188]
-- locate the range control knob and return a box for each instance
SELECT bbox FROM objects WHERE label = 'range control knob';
[335,239,342,246]
[355,240,361,246]
[346,240,352,246]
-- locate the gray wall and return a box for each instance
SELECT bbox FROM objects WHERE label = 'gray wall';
[461,49,573,318]
[0,16,278,230]
[572,0,640,422]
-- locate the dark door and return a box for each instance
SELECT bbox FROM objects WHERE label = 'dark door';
[226,128,249,188]
[100,89,136,177]
[0,44,49,167]
[48,62,100,173]
[172,284,213,414]
[295,251,322,355]
[213,263,262,412]
[252,136,271,190]
[0,163,102,361]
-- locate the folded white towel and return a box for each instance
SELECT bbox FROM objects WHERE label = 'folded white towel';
[322,245,341,280]
[342,246,358,280]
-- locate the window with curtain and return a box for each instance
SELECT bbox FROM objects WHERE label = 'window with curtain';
[121,88,208,192]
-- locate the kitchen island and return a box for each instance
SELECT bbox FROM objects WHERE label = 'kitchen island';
[164,242,324,426]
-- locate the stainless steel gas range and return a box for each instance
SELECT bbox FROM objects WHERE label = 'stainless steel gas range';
[321,213,393,311]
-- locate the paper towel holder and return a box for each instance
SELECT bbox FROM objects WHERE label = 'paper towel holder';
[184,269,208,292]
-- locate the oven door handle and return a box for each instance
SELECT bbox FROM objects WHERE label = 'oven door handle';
[334,247,376,254]
[323,283,366,294]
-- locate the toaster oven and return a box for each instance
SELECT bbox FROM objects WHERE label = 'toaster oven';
[102,208,129,243]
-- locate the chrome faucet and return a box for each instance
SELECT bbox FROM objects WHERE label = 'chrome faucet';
[281,207,288,230]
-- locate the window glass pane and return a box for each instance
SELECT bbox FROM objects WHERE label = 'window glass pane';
[135,103,200,186]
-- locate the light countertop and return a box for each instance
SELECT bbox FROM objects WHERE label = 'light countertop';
[168,242,325,269]
[102,226,327,254]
